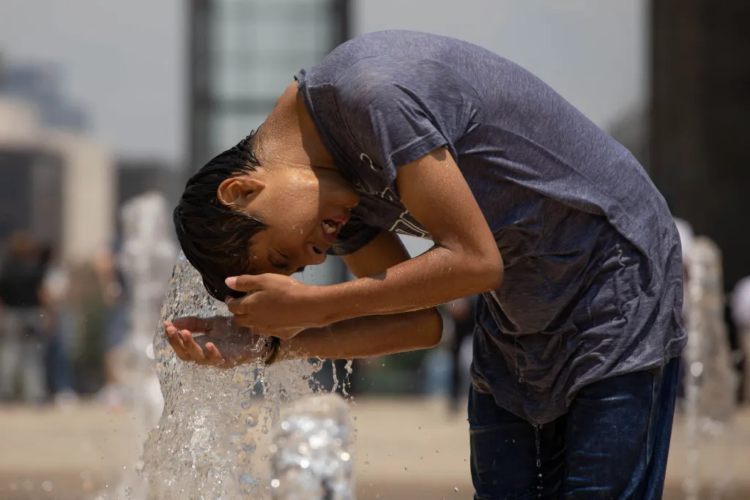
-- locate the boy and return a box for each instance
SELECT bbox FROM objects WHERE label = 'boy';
[166,31,685,499]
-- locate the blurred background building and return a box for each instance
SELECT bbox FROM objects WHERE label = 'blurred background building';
[0,64,114,265]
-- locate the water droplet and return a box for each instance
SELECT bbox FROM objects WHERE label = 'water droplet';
[454,487,459,492]
[42,481,53,492]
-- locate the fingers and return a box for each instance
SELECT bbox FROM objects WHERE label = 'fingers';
[194,337,238,367]
[163,321,226,367]
[164,322,190,361]
[225,275,265,293]
[204,342,225,363]
[181,331,205,361]
[226,298,246,315]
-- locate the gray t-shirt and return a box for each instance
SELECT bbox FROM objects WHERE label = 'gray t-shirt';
[296,30,686,424]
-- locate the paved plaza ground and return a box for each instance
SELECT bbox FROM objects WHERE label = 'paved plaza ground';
[0,398,748,499]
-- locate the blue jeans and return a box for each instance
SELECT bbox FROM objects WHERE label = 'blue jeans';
[469,358,680,499]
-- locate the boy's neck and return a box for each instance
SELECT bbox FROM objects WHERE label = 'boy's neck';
[258,82,336,170]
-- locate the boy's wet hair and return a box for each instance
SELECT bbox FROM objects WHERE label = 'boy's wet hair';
[174,131,266,302]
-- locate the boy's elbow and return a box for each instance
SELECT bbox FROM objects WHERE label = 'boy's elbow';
[485,261,504,291]
[471,249,504,292]
[417,308,444,349]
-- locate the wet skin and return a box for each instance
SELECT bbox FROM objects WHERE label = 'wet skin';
[167,81,503,365]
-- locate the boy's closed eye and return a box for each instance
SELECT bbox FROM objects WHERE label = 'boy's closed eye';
[270,250,305,275]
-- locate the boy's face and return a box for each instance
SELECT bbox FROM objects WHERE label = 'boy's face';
[218,167,359,276]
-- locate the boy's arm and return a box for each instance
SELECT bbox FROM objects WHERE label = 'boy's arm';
[166,307,443,366]
[166,230,444,365]
[281,229,445,359]
[226,147,502,334]
[279,230,443,359]
[278,308,442,361]
[338,148,500,312]
[327,148,502,321]
[341,148,503,313]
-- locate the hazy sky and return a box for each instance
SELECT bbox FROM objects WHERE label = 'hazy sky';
[0,0,645,165]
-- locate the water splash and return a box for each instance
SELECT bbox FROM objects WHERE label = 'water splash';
[682,237,737,500]
[342,360,354,398]
[331,361,340,394]
[270,394,355,500]
[106,192,177,500]
[126,254,324,499]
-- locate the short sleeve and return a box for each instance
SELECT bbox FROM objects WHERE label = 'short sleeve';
[329,56,476,182]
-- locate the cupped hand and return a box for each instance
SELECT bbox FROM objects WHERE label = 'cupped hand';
[163,316,269,368]
[224,274,324,339]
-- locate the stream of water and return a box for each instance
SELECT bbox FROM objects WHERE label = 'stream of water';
[131,254,326,499]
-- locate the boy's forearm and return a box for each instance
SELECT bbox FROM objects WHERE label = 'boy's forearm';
[277,308,443,362]
[304,147,503,328]
[314,246,501,325]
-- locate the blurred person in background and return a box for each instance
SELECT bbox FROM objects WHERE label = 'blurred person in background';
[0,232,47,404]
[39,243,78,407]
[447,296,475,416]
[93,237,131,410]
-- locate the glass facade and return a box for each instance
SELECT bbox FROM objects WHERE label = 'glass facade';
[188,0,350,284]
[190,0,347,160]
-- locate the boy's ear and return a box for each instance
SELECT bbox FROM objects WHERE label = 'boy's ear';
[217,175,266,208]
